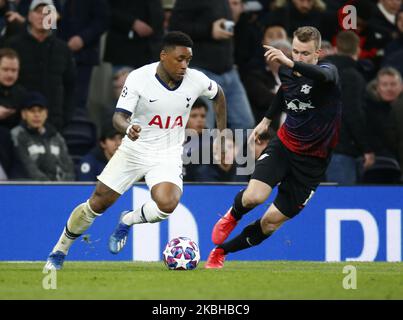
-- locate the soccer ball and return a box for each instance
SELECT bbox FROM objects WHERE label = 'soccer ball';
[163,237,200,270]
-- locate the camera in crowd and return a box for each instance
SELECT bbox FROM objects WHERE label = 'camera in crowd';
[223,20,235,33]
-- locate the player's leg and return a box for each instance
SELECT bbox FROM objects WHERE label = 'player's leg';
[120,181,182,227]
[45,181,120,270]
[206,203,289,269]
[109,158,183,253]
[206,172,319,269]
[211,136,289,244]
[109,181,182,254]
[211,179,272,245]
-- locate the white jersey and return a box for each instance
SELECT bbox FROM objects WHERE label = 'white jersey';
[115,62,218,156]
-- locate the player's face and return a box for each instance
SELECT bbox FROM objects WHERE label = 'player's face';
[0,57,19,87]
[161,46,192,82]
[21,106,48,130]
[376,74,403,102]
[291,38,320,64]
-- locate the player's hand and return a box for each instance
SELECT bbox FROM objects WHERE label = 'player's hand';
[363,152,375,170]
[248,119,269,146]
[212,18,233,40]
[126,124,141,141]
[263,45,294,68]
[133,19,154,38]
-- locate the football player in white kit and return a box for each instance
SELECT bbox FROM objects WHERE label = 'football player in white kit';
[45,31,227,270]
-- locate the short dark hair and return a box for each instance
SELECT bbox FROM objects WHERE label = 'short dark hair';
[191,98,208,112]
[0,48,19,63]
[336,31,360,56]
[162,31,193,50]
[293,26,322,50]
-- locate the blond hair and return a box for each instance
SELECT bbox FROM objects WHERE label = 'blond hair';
[293,26,322,50]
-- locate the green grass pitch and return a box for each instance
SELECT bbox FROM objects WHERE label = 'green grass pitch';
[1,261,403,299]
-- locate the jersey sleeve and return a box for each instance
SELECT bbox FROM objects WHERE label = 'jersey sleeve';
[265,87,285,120]
[194,70,219,100]
[292,62,338,84]
[115,72,140,115]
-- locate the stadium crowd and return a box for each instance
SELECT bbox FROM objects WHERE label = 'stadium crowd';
[0,0,402,184]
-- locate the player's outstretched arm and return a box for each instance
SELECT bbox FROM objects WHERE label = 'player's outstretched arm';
[112,111,141,141]
[248,87,284,145]
[212,85,227,131]
[292,62,337,83]
[263,45,337,83]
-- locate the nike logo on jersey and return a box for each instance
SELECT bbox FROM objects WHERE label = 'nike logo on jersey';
[149,99,158,102]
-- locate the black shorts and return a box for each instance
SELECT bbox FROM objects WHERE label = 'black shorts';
[251,136,329,218]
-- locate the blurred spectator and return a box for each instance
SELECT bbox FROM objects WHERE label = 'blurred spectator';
[0,0,27,43]
[233,0,265,73]
[345,0,377,62]
[162,0,176,33]
[4,0,76,129]
[381,6,403,76]
[186,98,207,136]
[384,6,403,56]
[196,132,248,182]
[365,67,403,160]
[57,0,109,118]
[103,66,132,121]
[387,82,403,179]
[319,40,336,59]
[103,0,164,70]
[267,0,338,41]
[0,47,25,129]
[170,0,255,130]
[183,99,248,182]
[368,0,402,49]
[242,38,291,125]
[326,31,375,184]
[263,25,288,45]
[183,99,209,181]
[0,48,25,178]
[77,126,122,181]
[10,91,75,181]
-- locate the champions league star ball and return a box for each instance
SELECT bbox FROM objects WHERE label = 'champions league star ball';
[163,237,200,270]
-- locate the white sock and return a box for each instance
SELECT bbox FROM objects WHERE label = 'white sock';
[52,200,101,254]
[122,200,170,226]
